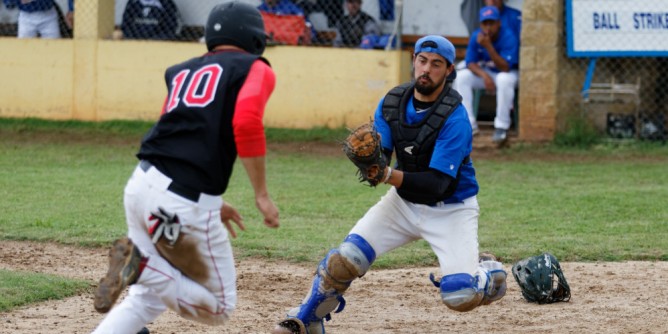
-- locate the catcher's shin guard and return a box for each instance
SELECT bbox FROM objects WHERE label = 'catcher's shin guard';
[479,260,507,305]
[274,234,376,334]
[429,260,507,312]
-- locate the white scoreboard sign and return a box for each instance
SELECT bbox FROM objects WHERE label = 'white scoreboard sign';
[566,0,668,57]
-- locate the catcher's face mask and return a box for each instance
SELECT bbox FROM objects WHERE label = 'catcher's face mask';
[512,253,571,304]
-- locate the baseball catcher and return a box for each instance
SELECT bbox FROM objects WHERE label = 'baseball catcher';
[272,35,507,334]
[512,252,571,304]
[342,121,389,187]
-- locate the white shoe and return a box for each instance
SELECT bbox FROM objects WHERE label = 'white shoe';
[492,128,507,143]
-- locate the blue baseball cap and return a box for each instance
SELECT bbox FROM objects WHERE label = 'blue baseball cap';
[479,6,500,22]
[414,35,455,64]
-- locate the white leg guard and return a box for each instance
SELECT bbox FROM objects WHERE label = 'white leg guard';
[430,260,507,312]
[279,234,376,334]
[479,260,507,305]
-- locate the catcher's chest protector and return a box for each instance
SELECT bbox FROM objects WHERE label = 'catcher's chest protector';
[381,82,463,173]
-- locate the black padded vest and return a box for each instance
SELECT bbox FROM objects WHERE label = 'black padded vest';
[381,82,468,204]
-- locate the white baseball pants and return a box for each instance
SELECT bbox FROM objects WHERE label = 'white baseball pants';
[92,164,235,334]
[350,187,480,277]
[17,7,61,38]
[454,68,519,131]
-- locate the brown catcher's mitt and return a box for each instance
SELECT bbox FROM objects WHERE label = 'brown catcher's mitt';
[342,121,388,187]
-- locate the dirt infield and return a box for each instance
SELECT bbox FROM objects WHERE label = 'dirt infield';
[1,241,667,334]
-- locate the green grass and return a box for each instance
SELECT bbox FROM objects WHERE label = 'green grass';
[475,158,668,262]
[0,116,350,143]
[0,269,90,312]
[0,117,667,314]
[1,117,667,267]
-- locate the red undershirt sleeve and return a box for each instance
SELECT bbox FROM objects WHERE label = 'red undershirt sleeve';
[233,59,276,157]
[160,95,168,115]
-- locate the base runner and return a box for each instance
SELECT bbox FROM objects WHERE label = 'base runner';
[90,2,280,333]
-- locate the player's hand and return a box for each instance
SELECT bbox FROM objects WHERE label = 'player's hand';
[477,32,492,49]
[221,202,245,238]
[483,75,496,94]
[256,194,280,229]
[65,11,74,29]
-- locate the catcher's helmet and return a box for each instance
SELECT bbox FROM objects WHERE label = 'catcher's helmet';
[205,2,267,55]
[511,252,571,304]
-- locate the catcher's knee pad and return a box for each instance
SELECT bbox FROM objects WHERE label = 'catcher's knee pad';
[432,273,484,312]
[289,234,376,327]
[430,261,508,312]
[327,234,376,285]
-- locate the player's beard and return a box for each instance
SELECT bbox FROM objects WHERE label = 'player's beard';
[414,74,445,96]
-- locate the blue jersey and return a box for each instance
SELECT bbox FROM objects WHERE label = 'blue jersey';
[4,0,54,12]
[373,95,479,204]
[500,5,522,40]
[258,0,304,15]
[465,26,519,72]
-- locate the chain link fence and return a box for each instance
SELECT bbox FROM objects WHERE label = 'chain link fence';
[0,0,397,46]
[1,0,665,141]
[564,57,667,142]
[565,0,667,142]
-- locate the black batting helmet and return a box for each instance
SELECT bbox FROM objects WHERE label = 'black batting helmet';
[205,2,267,55]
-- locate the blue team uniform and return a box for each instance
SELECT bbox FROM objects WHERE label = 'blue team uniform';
[373,96,479,204]
[272,35,506,334]
[257,0,304,15]
[465,26,519,72]
[3,0,54,12]
[499,5,522,40]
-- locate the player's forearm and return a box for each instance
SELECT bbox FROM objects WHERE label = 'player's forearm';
[485,47,510,72]
[468,63,490,79]
[240,156,270,198]
[387,168,453,197]
[383,166,402,187]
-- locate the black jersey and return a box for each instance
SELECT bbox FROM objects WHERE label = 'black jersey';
[137,50,265,196]
[337,12,376,47]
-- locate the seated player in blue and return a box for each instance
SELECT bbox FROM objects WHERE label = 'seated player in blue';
[454,5,520,144]
[271,35,508,334]
[485,0,521,40]
[258,0,304,15]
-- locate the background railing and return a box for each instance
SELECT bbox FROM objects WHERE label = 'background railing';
[0,0,399,46]
[1,0,665,141]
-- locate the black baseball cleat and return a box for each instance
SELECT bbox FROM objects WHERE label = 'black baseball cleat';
[94,237,144,313]
[271,318,307,334]
[137,327,150,334]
